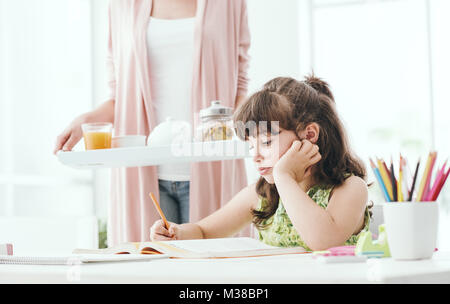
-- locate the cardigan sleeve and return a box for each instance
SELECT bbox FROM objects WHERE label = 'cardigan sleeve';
[105,1,116,102]
[236,0,251,98]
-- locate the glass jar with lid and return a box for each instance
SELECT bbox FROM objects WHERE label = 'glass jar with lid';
[196,101,235,142]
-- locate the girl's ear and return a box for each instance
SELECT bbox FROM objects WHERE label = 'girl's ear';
[298,123,320,144]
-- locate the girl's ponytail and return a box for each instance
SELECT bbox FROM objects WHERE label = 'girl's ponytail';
[304,74,335,102]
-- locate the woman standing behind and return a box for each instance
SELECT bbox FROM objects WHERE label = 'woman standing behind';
[54,0,251,246]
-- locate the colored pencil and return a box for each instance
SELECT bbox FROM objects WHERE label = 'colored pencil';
[149,192,170,229]
[422,152,437,201]
[401,156,411,200]
[417,152,433,201]
[382,159,391,177]
[399,156,410,199]
[377,158,393,201]
[432,167,450,201]
[398,156,404,202]
[408,159,421,201]
[426,161,447,201]
[404,157,413,188]
[390,159,398,202]
[369,158,391,202]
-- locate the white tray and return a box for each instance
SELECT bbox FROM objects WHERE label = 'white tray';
[57,140,251,169]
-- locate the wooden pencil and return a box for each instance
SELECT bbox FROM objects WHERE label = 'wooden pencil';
[149,192,170,229]
[404,157,413,188]
[422,152,437,200]
[431,167,450,201]
[408,159,420,201]
[401,156,411,201]
[427,161,447,201]
[377,158,393,201]
[369,158,391,202]
[382,159,391,177]
[398,155,404,202]
[417,152,433,201]
[390,159,398,202]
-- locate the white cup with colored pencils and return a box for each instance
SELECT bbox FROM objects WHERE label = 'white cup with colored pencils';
[383,202,438,260]
[370,152,448,260]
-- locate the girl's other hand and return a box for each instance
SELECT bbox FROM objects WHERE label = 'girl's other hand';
[150,220,180,241]
[53,113,91,155]
[273,140,322,182]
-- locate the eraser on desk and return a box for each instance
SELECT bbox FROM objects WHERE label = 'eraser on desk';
[314,255,367,264]
[0,244,13,256]
[313,245,356,257]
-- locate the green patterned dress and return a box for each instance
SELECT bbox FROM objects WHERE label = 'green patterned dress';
[257,184,371,251]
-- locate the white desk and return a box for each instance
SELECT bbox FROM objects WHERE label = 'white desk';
[1,252,450,284]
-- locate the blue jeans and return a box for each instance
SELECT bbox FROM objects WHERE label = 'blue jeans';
[158,180,190,224]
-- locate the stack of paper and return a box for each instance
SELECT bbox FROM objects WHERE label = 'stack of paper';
[0,254,168,265]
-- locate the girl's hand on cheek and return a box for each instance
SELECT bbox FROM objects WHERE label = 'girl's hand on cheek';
[273,140,322,182]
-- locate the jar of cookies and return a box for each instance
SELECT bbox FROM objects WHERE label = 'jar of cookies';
[197,101,235,142]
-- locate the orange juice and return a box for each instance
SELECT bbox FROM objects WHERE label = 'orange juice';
[83,132,112,150]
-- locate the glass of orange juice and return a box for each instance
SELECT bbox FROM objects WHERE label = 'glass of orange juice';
[82,123,113,150]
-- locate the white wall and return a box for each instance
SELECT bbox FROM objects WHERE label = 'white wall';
[247,0,301,92]
[245,0,301,183]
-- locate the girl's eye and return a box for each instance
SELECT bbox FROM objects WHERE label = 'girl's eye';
[262,140,272,146]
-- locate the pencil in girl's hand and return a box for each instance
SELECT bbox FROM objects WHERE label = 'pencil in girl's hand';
[408,159,420,201]
[369,158,390,202]
[149,192,170,229]
[390,158,398,202]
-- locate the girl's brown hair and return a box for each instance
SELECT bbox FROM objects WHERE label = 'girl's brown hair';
[234,75,368,228]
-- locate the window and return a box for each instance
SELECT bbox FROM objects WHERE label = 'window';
[0,0,94,217]
[430,0,450,207]
[313,0,430,161]
[302,0,449,203]
[301,0,450,249]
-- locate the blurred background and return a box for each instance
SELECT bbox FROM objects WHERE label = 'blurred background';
[0,0,449,254]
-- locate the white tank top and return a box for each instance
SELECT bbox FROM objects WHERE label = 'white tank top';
[147,17,195,181]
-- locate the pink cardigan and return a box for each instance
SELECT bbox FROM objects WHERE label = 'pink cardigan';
[107,0,251,246]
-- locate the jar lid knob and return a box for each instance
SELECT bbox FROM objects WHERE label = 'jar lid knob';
[200,101,232,119]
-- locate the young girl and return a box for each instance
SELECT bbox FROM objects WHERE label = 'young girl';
[150,75,371,251]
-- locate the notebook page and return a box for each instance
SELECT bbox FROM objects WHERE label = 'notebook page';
[163,237,277,253]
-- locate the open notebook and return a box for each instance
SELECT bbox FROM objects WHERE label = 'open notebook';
[73,237,309,259]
